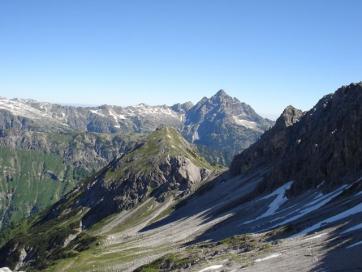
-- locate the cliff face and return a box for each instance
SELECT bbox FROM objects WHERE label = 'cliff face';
[231,83,362,193]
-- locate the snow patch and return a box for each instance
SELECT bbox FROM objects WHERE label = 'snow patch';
[90,109,106,117]
[192,130,200,142]
[0,268,13,272]
[304,232,327,241]
[0,97,52,120]
[273,185,348,228]
[255,253,281,263]
[108,109,125,121]
[198,265,223,272]
[232,116,259,130]
[296,202,362,236]
[242,181,293,225]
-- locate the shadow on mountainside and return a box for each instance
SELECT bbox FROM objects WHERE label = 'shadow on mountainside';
[140,170,267,240]
[310,220,362,272]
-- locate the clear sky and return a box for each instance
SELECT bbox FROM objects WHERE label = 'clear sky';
[1,0,361,118]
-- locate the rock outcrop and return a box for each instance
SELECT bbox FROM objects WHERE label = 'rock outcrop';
[231,82,362,194]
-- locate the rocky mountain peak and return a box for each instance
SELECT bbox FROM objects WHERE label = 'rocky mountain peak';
[275,105,304,128]
[210,89,236,104]
[183,90,274,164]
[171,101,194,113]
[213,89,228,98]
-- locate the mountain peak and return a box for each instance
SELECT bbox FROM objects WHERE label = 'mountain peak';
[275,105,304,128]
[215,89,228,97]
[44,127,213,228]
[211,89,233,101]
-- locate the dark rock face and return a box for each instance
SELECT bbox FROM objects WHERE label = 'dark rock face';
[230,106,304,176]
[183,90,274,165]
[230,82,362,193]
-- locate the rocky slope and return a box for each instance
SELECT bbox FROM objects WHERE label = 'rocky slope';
[231,82,362,194]
[0,128,216,271]
[0,131,142,230]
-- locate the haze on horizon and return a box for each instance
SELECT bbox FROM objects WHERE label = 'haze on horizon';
[1,0,361,119]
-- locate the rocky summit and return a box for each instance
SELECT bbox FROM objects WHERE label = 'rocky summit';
[183,90,273,164]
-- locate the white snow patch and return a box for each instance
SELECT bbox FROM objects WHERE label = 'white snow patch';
[242,181,293,225]
[273,185,348,227]
[304,232,327,241]
[0,268,13,272]
[90,109,106,117]
[198,265,223,272]
[296,202,362,236]
[255,253,281,263]
[125,104,179,118]
[108,110,117,120]
[192,130,200,142]
[191,126,200,142]
[0,97,50,119]
[232,116,259,130]
[341,223,362,234]
[346,240,362,249]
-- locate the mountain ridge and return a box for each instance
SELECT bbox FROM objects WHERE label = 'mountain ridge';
[0,128,217,270]
[231,82,362,194]
[0,83,361,272]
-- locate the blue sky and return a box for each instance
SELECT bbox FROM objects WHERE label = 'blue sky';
[1,0,361,118]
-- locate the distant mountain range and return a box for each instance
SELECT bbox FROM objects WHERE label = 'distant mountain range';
[0,91,273,164]
[0,90,272,231]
